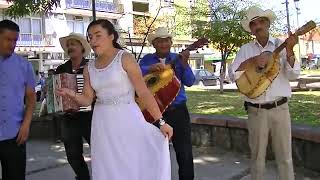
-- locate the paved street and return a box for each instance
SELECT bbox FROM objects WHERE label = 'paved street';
[1,140,319,180]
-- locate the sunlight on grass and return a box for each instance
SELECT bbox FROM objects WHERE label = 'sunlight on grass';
[301,69,320,75]
[186,90,320,126]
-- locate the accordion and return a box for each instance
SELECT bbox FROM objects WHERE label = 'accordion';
[46,73,92,113]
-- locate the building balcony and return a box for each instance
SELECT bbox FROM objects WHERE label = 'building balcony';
[65,0,116,13]
[17,34,54,47]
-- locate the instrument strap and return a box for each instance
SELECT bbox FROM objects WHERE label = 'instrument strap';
[275,38,280,49]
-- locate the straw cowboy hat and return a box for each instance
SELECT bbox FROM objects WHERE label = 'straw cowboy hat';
[147,27,173,44]
[241,6,277,32]
[59,33,91,57]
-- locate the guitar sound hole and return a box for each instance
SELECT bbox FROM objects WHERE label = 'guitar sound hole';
[256,67,264,73]
[147,76,158,86]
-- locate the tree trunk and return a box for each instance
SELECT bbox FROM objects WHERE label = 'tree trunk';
[219,59,226,93]
[219,50,227,93]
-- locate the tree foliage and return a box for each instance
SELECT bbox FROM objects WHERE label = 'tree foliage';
[133,15,168,38]
[5,0,60,18]
[190,0,254,92]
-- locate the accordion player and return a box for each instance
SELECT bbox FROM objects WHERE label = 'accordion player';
[46,73,92,113]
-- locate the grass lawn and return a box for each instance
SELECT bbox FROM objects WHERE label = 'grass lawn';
[186,88,320,126]
[301,69,320,75]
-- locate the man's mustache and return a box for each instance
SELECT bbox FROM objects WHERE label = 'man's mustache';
[67,49,74,54]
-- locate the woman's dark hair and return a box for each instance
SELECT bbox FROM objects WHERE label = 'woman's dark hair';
[87,19,123,50]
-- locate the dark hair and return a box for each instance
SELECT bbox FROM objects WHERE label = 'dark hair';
[87,19,123,50]
[0,20,19,33]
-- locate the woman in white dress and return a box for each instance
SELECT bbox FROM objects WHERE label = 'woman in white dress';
[56,19,173,180]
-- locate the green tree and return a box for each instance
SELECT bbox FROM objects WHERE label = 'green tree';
[5,0,60,18]
[191,0,254,92]
[170,0,192,39]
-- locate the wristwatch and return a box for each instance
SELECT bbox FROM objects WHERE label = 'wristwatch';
[153,118,166,128]
[158,118,166,126]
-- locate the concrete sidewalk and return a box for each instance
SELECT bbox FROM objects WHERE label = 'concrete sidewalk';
[1,140,319,180]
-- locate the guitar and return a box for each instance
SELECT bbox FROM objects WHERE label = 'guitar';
[136,38,209,123]
[236,20,316,99]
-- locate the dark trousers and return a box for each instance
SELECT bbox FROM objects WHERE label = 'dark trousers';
[62,112,92,180]
[53,114,62,141]
[163,103,194,180]
[0,137,26,180]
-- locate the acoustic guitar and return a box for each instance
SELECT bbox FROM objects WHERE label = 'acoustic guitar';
[236,21,316,99]
[136,38,209,123]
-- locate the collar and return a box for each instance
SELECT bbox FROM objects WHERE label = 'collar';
[254,36,276,47]
[0,54,13,61]
[69,58,87,67]
[152,52,176,61]
[79,58,88,67]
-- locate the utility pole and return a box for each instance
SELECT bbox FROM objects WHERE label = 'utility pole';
[284,0,291,34]
[294,0,301,60]
[92,0,96,21]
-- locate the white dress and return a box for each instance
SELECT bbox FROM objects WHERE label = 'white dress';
[88,50,171,180]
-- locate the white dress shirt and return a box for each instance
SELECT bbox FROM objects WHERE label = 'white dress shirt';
[229,36,300,104]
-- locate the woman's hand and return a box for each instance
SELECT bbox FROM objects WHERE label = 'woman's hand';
[160,123,173,139]
[56,88,75,98]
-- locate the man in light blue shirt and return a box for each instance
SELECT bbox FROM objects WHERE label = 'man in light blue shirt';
[0,20,36,180]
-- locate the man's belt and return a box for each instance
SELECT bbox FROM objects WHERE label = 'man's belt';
[245,97,288,110]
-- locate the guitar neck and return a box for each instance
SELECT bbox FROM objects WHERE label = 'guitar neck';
[163,38,208,68]
[169,45,196,64]
[273,42,287,55]
[274,20,316,55]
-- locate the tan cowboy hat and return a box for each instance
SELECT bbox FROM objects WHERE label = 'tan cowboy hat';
[59,33,91,57]
[241,6,276,32]
[147,27,173,44]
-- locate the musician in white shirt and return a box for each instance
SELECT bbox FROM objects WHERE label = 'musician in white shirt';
[229,6,299,180]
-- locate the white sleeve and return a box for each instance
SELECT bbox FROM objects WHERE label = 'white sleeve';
[280,49,301,80]
[229,46,247,82]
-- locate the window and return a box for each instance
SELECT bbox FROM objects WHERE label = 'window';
[205,70,213,76]
[199,70,206,77]
[132,2,149,13]
[75,21,84,34]
[16,18,42,46]
[67,21,74,33]
[32,19,42,34]
[67,20,86,35]
[19,18,31,34]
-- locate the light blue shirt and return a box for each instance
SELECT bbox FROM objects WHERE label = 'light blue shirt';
[0,53,35,141]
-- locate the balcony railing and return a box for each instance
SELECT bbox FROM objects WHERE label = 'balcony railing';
[17,34,54,46]
[65,0,116,13]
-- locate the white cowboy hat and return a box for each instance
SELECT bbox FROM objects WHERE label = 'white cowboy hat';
[59,33,91,57]
[241,6,276,32]
[147,27,173,44]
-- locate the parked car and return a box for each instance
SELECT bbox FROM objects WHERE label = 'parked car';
[192,69,219,86]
